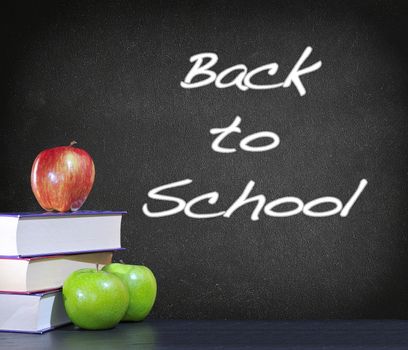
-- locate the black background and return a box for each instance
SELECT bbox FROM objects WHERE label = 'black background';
[2,0,408,319]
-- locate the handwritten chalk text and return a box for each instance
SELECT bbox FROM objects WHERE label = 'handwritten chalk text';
[210,116,280,153]
[180,47,322,96]
[143,179,368,220]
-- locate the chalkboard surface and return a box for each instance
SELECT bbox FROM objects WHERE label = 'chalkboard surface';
[2,0,408,319]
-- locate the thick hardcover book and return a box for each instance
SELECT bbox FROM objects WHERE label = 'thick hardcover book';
[0,290,70,333]
[0,251,114,294]
[0,211,126,257]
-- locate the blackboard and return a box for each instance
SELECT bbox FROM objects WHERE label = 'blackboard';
[2,0,408,319]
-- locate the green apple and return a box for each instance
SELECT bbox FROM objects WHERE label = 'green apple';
[102,263,157,321]
[62,268,129,330]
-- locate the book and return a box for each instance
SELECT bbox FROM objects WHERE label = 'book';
[0,290,70,333]
[0,251,113,294]
[0,211,125,257]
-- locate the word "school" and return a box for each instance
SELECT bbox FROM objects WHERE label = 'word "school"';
[143,179,368,220]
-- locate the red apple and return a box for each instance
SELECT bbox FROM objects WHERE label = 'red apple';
[31,141,95,212]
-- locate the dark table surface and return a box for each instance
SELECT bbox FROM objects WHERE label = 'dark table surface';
[1,320,408,350]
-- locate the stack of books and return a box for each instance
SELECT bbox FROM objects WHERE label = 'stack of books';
[0,210,125,333]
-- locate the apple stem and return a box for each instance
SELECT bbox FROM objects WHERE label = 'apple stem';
[69,141,77,147]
